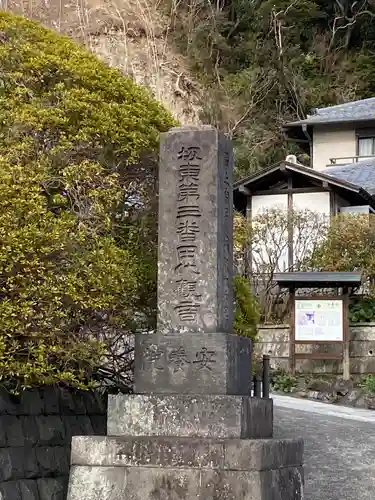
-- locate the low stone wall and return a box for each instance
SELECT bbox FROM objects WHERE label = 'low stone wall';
[255,323,375,374]
[0,387,107,500]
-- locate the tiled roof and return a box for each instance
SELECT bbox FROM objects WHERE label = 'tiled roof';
[323,157,375,195]
[285,97,375,126]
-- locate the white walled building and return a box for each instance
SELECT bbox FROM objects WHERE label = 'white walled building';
[233,160,375,272]
[234,97,375,272]
[283,97,375,172]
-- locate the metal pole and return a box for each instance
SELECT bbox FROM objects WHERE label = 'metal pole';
[254,374,262,397]
[262,354,270,398]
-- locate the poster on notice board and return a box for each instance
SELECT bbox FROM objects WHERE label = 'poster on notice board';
[295,299,343,342]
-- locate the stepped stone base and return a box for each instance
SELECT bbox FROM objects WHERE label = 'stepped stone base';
[67,436,304,500]
[107,394,273,439]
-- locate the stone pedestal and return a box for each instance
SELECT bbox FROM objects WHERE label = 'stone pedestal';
[66,126,304,499]
[134,333,252,395]
[107,394,273,439]
[68,436,304,500]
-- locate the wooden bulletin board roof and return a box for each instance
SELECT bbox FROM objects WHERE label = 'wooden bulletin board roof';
[273,272,362,289]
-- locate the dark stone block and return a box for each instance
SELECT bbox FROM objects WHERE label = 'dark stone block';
[92,391,107,415]
[59,388,87,415]
[37,477,67,500]
[0,448,13,481]
[0,388,17,415]
[19,479,39,500]
[0,448,25,481]
[59,388,77,415]
[90,415,106,435]
[23,448,39,479]
[78,416,94,435]
[36,446,69,477]
[41,387,61,414]
[0,480,21,500]
[4,416,25,446]
[21,416,39,446]
[54,446,70,476]
[64,416,93,442]
[36,416,66,445]
[134,333,251,396]
[0,418,7,447]
[81,391,106,415]
[69,392,87,415]
[36,447,57,477]
[70,436,302,471]
[108,394,272,439]
[19,389,44,415]
[64,416,79,442]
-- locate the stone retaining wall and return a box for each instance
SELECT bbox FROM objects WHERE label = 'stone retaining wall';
[255,323,375,374]
[0,387,107,500]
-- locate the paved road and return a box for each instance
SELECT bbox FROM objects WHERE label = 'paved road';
[273,395,375,500]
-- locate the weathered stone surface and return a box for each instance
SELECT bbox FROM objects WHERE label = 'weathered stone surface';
[82,391,107,416]
[19,479,39,500]
[71,435,303,471]
[36,415,66,445]
[41,386,61,414]
[21,416,39,446]
[37,477,67,500]
[66,126,303,500]
[134,333,251,395]
[90,415,107,435]
[36,446,69,477]
[134,126,243,396]
[157,126,233,336]
[0,480,22,500]
[350,323,375,341]
[4,416,25,447]
[0,418,7,448]
[23,448,39,479]
[67,466,128,500]
[67,464,304,500]
[108,394,273,439]
[19,390,44,415]
[0,448,26,481]
[257,323,375,374]
[71,436,224,469]
[64,416,94,442]
[59,389,80,415]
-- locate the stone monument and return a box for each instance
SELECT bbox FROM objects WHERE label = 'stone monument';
[67,126,304,500]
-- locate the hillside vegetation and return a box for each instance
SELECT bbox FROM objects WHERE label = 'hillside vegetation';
[167,0,375,176]
[4,1,375,177]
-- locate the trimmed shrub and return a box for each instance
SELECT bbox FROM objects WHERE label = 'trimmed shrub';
[0,11,176,391]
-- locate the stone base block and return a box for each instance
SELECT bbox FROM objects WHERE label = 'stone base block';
[67,436,304,500]
[134,333,251,395]
[108,394,273,439]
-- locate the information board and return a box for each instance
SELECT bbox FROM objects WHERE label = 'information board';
[295,299,343,342]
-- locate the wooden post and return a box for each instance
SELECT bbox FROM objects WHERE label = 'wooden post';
[289,288,296,374]
[342,287,350,381]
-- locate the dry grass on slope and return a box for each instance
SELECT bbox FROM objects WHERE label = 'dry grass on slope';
[1,0,203,125]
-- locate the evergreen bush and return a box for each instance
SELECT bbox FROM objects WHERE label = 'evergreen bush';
[0,11,176,391]
[233,275,260,341]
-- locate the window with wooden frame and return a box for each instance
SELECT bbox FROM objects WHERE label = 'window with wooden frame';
[357,129,375,157]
